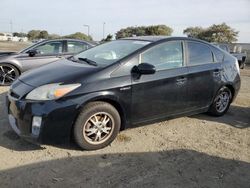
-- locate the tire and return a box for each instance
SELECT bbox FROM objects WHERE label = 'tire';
[0,63,20,86]
[208,86,232,116]
[240,62,245,69]
[74,101,121,150]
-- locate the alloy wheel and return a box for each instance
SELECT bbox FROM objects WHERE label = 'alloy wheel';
[0,65,18,85]
[215,91,230,113]
[83,112,114,145]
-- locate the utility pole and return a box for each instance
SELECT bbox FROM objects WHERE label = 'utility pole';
[10,20,13,34]
[103,22,106,39]
[83,25,90,37]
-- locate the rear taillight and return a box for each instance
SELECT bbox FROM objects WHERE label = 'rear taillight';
[235,59,240,75]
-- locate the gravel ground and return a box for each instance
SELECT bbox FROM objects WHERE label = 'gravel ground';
[0,68,249,188]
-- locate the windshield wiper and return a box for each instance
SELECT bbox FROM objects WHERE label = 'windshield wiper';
[78,57,97,66]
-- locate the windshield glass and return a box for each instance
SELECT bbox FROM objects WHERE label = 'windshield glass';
[74,40,151,66]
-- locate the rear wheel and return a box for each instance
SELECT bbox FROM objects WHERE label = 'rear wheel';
[239,61,245,69]
[208,87,232,116]
[74,102,121,150]
[0,64,20,86]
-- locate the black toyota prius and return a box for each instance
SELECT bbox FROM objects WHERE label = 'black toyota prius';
[6,36,241,150]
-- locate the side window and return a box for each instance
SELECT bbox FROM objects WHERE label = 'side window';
[67,41,89,53]
[187,41,213,65]
[34,41,63,54]
[140,41,183,70]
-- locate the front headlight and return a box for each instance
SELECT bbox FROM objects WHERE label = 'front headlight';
[26,83,81,101]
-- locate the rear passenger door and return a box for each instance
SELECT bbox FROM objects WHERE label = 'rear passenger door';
[185,41,222,110]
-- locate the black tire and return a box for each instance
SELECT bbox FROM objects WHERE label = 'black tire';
[208,86,232,116]
[0,63,20,86]
[240,62,245,69]
[74,101,121,150]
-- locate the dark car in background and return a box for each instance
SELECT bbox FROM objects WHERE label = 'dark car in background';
[0,39,95,85]
[214,43,247,69]
[6,36,241,150]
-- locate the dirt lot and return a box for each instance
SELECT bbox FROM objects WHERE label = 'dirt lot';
[0,67,249,187]
[0,41,31,52]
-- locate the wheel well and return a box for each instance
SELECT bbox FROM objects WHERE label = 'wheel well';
[1,63,21,75]
[92,99,126,131]
[225,84,235,101]
[69,98,126,142]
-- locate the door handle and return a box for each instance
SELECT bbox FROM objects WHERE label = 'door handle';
[176,77,187,85]
[213,69,221,77]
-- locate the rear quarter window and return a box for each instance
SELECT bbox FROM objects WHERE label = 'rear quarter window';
[187,41,213,65]
[211,46,225,63]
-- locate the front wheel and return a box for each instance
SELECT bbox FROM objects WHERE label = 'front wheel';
[74,102,121,150]
[208,87,232,116]
[0,64,20,86]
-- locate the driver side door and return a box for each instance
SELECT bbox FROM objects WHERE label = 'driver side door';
[131,40,189,124]
[17,40,64,71]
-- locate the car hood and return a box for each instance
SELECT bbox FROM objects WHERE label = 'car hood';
[18,59,101,87]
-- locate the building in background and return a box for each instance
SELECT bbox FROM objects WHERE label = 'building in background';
[230,43,250,64]
[0,32,28,42]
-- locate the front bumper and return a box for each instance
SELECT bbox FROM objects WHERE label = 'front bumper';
[6,94,81,144]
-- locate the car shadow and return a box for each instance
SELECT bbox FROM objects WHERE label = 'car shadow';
[0,149,249,187]
[191,105,250,129]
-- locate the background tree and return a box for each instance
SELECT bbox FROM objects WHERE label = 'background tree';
[183,23,238,43]
[27,30,41,40]
[39,30,49,39]
[101,34,113,42]
[63,32,93,41]
[203,23,238,43]
[48,34,61,39]
[13,32,27,37]
[183,27,204,38]
[116,25,173,39]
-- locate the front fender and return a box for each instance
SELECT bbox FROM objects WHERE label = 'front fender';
[68,90,131,129]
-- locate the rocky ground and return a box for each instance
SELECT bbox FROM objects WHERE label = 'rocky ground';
[0,68,249,188]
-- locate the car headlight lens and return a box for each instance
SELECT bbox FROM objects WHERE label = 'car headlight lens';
[26,83,81,101]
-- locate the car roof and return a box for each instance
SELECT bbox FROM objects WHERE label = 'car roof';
[36,38,96,46]
[121,36,212,45]
[122,36,172,42]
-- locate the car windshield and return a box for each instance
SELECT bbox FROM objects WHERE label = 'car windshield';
[74,40,151,66]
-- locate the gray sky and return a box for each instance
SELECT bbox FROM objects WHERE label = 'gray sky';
[0,0,250,42]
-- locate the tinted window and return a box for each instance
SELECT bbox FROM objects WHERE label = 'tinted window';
[187,42,213,65]
[67,41,89,53]
[141,41,183,70]
[34,41,63,54]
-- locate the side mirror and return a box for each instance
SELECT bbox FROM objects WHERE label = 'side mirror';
[28,49,39,57]
[132,63,156,75]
